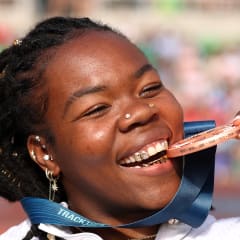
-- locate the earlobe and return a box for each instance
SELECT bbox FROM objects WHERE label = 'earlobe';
[27,135,60,176]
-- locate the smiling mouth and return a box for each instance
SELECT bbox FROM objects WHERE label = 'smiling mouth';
[119,140,168,168]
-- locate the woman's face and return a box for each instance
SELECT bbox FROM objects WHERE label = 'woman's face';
[43,31,184,224]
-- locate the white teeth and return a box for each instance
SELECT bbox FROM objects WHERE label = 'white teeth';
[125,158,132,164]
[156,141,167,152]
[135,152,142,162]
[140,151,148,160]
[120,140,168,166]
[133,166,142,168]
[129,156,135,163]
[147,146,156,156]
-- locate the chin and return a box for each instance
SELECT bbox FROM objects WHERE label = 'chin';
[137,182,180,212]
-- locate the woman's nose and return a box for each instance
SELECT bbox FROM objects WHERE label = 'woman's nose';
[118,102,158,132]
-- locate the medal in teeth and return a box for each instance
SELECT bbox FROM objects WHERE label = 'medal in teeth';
[120,140,168,167]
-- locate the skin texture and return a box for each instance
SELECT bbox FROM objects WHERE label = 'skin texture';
[28,30,184,239]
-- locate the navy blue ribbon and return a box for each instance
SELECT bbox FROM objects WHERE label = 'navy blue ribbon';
[21,121,216,228]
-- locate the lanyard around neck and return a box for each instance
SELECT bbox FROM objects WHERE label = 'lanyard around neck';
[21,121,216,228]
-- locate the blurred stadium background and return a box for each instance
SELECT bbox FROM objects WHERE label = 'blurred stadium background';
[1,0,240,234]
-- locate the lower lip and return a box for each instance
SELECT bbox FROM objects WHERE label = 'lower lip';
[120,158,176,176]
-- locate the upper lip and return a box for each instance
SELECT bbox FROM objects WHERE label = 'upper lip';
[117,128,172,163]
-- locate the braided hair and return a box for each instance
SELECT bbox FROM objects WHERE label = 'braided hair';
[0,16,122,240]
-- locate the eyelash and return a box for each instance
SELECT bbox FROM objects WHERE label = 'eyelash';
[140,82,163,97]
[82,104,110,118]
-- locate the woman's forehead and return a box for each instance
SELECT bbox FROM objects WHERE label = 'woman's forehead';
[47,31,142,66]
[44,31,146,87]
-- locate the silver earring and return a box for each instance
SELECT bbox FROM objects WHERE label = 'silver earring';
[149,103,155,108]
[41,144,47,150]
[30,150,36,160]
[124,113,131,119]
[43,155,51,161]
[35,135,45,148]
[45,168,58,201]
[35,135,41,143]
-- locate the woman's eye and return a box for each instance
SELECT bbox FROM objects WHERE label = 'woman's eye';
[82,104,110,118]
[140,83,163,97]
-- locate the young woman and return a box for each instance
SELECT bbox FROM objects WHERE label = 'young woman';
[0,16,239,240]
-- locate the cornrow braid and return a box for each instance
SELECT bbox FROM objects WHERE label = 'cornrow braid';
[0,16,123,239]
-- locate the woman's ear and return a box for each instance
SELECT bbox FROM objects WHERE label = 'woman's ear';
[27,135,61,176]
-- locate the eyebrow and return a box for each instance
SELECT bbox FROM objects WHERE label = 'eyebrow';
[133,64,155,79]
[63,85,106,118]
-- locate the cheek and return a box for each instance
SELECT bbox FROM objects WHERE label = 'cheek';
[93,129,106,140]
[79,127,111,156]
[55,123,113,167]
[83,122,112,144]
[173,100,184,123]
[161,95,184,138]
[167,91,184,120]
[158,89,183,117]
[54,124,116,191]
[168,98,183,120]
[171,101,184,138]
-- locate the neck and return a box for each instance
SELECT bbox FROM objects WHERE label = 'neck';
[72,225,159,240]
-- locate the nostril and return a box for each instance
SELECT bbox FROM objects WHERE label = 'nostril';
[126,122,142,132]
[123,112,159,132]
